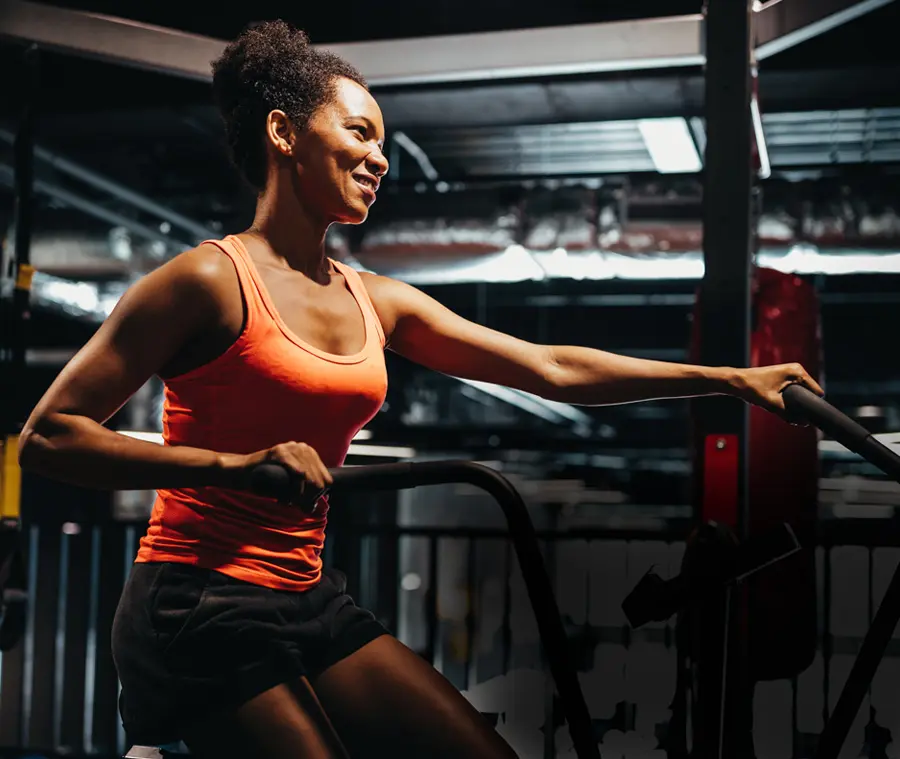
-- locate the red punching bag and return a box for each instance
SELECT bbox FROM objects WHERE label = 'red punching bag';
[690,266,822,681]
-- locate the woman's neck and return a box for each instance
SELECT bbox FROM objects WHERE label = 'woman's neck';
[246,184,331,281]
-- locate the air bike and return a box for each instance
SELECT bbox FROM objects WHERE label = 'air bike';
[127,385,900,758]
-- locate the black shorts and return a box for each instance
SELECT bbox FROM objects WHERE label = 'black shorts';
[111,561,389,745]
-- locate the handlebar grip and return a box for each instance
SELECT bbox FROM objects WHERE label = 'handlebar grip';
[249,463,295,501]
[782,384,871,444]
[249,462,417,501]
[782,384,900,483]
[249,463,334,511]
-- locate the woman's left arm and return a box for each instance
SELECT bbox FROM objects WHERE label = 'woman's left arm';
[360,273,823,415]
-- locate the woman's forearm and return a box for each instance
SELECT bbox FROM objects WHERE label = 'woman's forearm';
[543,345,741,406]
[17,412,244,491]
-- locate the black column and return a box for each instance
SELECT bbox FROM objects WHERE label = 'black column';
[692,2,756,757]
[698,0,754,538]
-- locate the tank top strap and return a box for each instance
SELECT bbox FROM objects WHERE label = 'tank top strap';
[331,259,386,349]
[201,236,268,334]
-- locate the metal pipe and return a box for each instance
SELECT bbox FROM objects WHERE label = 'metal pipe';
[0,164,192,250]
[753,0,895,60]
[392,132,439,180]
[0,128,215,243]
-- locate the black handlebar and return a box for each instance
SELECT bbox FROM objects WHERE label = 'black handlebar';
[782,383,900,759]
[782,384,900,484]
[252,459,601,759]
[251,460,523,499]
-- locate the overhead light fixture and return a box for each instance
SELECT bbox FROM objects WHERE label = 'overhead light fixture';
[760,246,900,275]
[637,118,703,174]
[346,444,417,458]
[750,80,772,180]
[752,0,785,11]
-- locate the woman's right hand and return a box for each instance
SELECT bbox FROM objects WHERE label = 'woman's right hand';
[230,441,333,504]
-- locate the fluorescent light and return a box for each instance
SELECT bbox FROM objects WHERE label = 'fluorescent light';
[346,444,417,458]
[752,0,785,11]
[759,246,900,275]
[638,118,703,173]
[750,95,772,180]
[399,245,546,285]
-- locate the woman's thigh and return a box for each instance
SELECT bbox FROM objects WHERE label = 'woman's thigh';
[182,677,350,759]
[311,635,518,759]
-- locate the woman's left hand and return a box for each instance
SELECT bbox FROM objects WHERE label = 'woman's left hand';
[731,363,824,420]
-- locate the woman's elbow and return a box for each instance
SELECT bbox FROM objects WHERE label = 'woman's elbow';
[17,425,46,473]
[17,414,66,473]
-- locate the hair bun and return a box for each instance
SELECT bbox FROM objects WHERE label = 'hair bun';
[211,20,366,191]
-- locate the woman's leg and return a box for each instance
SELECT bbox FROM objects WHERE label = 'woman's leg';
[182,677,350,759]
[311,636,519,759]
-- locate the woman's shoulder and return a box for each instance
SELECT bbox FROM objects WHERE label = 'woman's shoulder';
[116,242,243,335]
[156,242,242,306]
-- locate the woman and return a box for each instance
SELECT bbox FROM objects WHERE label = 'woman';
[18,20,822,759]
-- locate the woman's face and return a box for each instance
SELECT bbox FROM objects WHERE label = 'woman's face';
[277,77,389,225]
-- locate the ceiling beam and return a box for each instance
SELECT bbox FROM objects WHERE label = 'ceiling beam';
[0,0,223,83]
[0,0,704,86]
[1,0,892,89]
[753,0,896,60]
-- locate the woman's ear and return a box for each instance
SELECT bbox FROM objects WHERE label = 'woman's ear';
[265,110,295,158]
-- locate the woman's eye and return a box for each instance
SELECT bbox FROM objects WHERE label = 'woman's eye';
[351,125,366,136]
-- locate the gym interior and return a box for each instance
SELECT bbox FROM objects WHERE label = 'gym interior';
[1,1,900,757]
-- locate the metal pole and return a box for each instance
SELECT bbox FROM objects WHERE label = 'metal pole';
[693,0,755,756]
[700,0,754,541]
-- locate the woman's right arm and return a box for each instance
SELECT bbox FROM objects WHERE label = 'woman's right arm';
[17,244,250,491]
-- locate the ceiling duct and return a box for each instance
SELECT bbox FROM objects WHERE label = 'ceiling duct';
[357,189,522,277]
[521,185,602,253]
[8,178,900,308]
[14,229,163,278]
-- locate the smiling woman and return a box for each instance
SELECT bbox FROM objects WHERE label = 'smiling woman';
[16,17,821,759]
[210,21,386,213]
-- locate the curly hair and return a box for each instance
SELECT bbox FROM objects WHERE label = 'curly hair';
[211,21,368,191]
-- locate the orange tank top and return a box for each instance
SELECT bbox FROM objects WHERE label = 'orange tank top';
[135,235,388,591]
